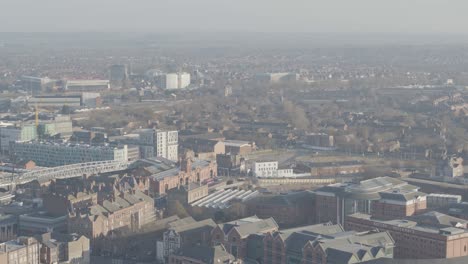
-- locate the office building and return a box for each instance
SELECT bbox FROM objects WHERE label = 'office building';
[37,115,73,139]
[109,65,128,85]
[21,76,55,94]
[137,129,178,161]
[315,177,426,225]
[10,141,128,167]
[159,72,191,89]
[0,124,37,154]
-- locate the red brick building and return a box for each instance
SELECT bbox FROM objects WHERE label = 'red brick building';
[150,157,217,195]
[245,191,315,228]
[346,212,468,259]
[211,216,278,259]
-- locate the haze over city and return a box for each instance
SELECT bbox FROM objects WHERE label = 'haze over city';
[1,1,468,264]
[2,0,468,34]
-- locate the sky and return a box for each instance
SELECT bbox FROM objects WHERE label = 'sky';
[1,0,468,34]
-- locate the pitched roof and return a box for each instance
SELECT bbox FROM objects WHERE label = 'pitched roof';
[219,216,278,238]
[175,245,235,264]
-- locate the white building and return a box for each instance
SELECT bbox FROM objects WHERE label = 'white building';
[159,73,191,89]
[253,161,295,178]
[254,161,278,177]
[137,129,178,161]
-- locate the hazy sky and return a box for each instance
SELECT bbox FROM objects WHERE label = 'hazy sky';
[2,0,468,34]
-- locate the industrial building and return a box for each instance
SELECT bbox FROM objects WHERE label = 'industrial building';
[191,188,259,209]
[64,80,110,92]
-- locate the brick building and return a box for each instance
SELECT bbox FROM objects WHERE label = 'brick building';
[167,183,209,205]
[150,156,217,195]
[315,177,426,225]
[263,223,394,264]
[245,191,315,228]
[224,140,253,155]
[169,245,240,264]
[346,212,468,259]
[212,216,278,259]
[36,232,90,264]
[68,190,156,249]
[0,236,40,264]
[160,217,216,262]
[180,138,225,160]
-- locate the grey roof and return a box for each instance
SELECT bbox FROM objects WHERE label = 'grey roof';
[171,218,216,234]
[316,176,420,201]
[362,256,468,264]
[379,190,426,202]
[175,245,235,264]
[349,213,468,236]
[152,159,211,181]
[168,217,197,228]
[409,211,468,228]
[220,216,278,238]
[246,191,314,207]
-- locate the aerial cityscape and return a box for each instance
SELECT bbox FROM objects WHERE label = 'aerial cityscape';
[1,1,468,264]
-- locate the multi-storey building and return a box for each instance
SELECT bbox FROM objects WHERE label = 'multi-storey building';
[0,236,40,264]
[36,232,90,264]
[10,141,128,167]
[21,76,55,94]
[263,223,394,264]
[161,217,216,262]
[0,215,17,242]
[68,190,156,249]
[150,155,217,195]
[245,191,315,228]
[37,115,73,139]
[346,212,468,259]
[252,161,293,178]
[109,64,129,86]
[0,124,37,154]
[315,176,426,225]
[137,129,178,161]
[159,73,191,89]
[211,216,279,259]
[253,161,278,177]
[427,194,462,209]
